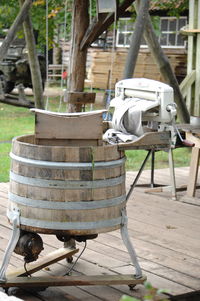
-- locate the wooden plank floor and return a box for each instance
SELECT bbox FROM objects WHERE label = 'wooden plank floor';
[0,166,200,301]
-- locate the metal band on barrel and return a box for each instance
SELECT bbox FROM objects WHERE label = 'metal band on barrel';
[10,152,126,170]
[10,172,125,189]
[9,192,126,210]
[7,210,122,230]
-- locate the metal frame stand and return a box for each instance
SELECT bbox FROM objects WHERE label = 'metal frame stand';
[126,148,177,201]
[0,208,20,282]
[168,148,177,200]
[0,209,146,290]
[126,149,152,201]
[120,208,142,278]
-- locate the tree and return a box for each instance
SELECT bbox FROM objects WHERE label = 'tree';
[0,0,189,52]
[0,0,73,52]
[19,0,44,109]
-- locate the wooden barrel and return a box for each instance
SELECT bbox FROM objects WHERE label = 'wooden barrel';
[8,135,126,235]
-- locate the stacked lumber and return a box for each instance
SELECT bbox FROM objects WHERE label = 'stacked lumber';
[86,51,127,89]
[85,48,187,89]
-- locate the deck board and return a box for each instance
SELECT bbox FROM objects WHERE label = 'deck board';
[0,166,200,300]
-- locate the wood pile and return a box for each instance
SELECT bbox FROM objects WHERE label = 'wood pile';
[86,48,187,89]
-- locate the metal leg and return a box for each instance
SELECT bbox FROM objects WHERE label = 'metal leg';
[64,238,76,263]
[168,148,177,200]
[126,150,152,201]
[150,150,155,188]
[120,209,142,279]
[0,208,20,282]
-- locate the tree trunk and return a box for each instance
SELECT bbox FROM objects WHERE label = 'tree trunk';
[19,0,44,109]
[67,0,89,112]
[134,1,190,123]
[123,0,149,79]
[0,0,32,61]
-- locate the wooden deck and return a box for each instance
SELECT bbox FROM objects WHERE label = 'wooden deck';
[0,166,200,300]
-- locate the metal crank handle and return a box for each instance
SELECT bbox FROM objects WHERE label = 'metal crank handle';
[181,139,195,147]
[175,125,195,147]
[166,104,194,147]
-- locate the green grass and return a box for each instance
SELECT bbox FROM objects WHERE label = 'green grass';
[125,147,191,171]
[0,103,35,182]
[0,98,192,182]
[0,103,34,141]
[0,143,12,182]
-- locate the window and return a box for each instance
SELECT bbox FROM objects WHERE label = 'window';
[116,16,187,48]
[158,17,187,48]
[116,18,134,47]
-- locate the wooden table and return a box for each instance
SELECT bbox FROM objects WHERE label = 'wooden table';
[119,125,200,200]
[179,124,200,197]
[185,130,200,197]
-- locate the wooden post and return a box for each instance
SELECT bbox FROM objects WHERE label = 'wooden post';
[67,0,89,112]
[19,0,44,109]
[194,0,200,116]
[134,1,190,123]
[181,0,200,117]
[123,0,149,79]
[186,0,196,114]
[0,0,32,61]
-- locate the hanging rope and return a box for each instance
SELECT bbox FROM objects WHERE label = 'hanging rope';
[108,6,117,93]
[89,0,92,25]
[58,0,69,112]
[89,0,94,111]
[104,4,117,120]
[45,0,50,110]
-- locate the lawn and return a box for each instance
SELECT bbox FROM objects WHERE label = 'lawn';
[0,99,192,182]
[0,103,34,182]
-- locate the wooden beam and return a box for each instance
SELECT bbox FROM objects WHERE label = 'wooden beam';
[179,70,196,98]
[187,147,200,197]
[80,0,135,50]
[67,92,96,104]
[19,0,45,109]
[7,247,79,278]
[118,131,170,151]
[185,132,200,197]
[186,0,197,114]
[180,28,200,35]
[68,0,89,112]
[80,13,107,50]
[0,0,32,61]
[123,0,149,78]
[134,1,190,123]
[1,274,147,288]
[194,0,200,116]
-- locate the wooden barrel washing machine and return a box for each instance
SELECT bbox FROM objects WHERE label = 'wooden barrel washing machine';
[0,110,145,289]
